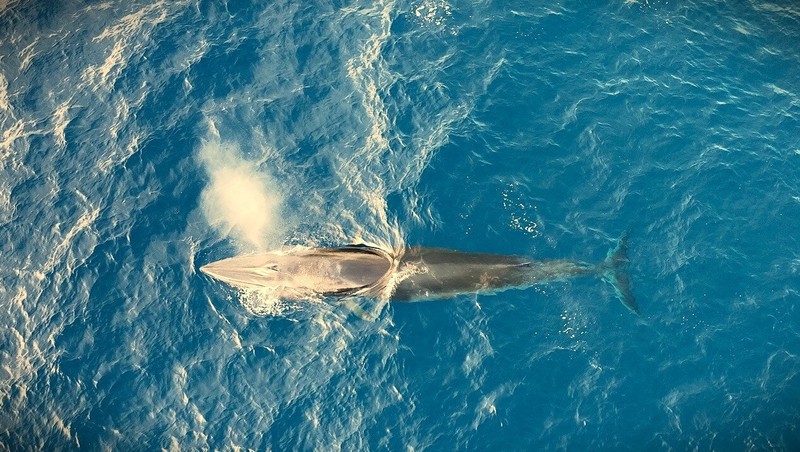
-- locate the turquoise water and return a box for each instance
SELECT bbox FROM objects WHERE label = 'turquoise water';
[1,0,799,449]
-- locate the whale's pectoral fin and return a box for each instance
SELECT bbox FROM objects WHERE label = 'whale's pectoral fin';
[340,297,383,321]
[601,234,639,315]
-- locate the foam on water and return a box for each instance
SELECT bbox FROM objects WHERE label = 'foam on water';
[2,0,800,449]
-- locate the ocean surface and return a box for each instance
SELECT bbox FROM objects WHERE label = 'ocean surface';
[1,0,799,449]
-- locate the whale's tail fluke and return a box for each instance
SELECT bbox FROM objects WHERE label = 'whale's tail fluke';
[600,234,639,315]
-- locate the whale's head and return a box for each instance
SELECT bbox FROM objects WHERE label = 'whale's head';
[200,246,393,296]
[200,254,285,290]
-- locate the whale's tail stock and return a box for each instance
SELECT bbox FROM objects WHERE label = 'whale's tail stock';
[600,234,639,315]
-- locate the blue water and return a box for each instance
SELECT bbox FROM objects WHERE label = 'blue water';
[2,0,799,449]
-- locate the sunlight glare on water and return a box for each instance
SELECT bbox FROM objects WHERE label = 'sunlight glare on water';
[1,0,799,449]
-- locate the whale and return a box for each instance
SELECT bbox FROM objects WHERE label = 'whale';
[200,236,638,314]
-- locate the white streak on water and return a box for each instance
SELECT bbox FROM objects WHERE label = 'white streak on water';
[0,118,37,224]
[82,1,187,90]
[342,0,401,250]
[43,203,100,275]
[0,73,11,113]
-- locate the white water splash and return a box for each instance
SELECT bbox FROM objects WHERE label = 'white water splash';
[238,288,307,317]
